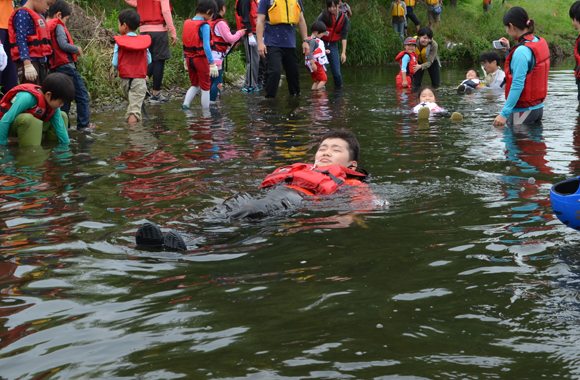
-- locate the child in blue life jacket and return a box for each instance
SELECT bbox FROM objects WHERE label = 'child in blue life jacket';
[570,1,580,102]
[457,69,481,93]
[135,129,376,250]
[395,37,417,88]
[46,0,93,131]
[0,72,74,147]
[306,21,330,91]
[182,0,219,110]
[112,9,152,125]
[8,0,53,85]
[414,86,463,121]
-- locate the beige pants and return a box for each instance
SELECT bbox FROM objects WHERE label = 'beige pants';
[121,78,146,121]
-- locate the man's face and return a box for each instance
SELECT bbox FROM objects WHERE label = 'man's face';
[314,138,357,168]
[481,60,498,74]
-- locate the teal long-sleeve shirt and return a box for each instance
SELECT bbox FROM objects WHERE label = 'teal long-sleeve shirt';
[500,38,544,119]
[0,92,69,145]
[183,17,214,63]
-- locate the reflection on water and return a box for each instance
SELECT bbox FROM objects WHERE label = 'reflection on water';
[3,62,580,378]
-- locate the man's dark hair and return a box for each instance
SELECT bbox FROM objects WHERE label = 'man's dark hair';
[479,51,502,67]
[47,0,72,18]
[118,9,141,31]
[42,73,75,103]
[196,0,217,16]
[311,20,327,34]
[467,69,480,78]
[417,26,433,39]
[320,129,360,162]
[570,1,580,21]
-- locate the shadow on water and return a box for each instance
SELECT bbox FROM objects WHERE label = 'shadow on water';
[4,62,580,378]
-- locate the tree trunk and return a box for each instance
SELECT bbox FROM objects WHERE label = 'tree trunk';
[450,0,458,6]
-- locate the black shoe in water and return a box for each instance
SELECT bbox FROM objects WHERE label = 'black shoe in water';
[163,230,187,251]
[136,222,164,247]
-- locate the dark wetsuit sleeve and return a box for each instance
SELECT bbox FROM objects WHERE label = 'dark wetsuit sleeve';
[237,0,253,33]
[341,13,349,40]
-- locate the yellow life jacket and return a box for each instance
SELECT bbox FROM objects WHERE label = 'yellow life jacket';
[404,0,415,6]
[268,0,301,25]
[426,0,438,4]
[392,2,405,17]
[415,38,436,64]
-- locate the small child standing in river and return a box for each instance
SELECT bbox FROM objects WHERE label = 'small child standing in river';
[305,21,330,91]
[395,37,417,88]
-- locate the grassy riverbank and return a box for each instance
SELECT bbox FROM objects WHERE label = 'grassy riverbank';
[68,0,578,102]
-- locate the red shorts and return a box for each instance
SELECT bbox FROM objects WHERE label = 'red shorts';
[187,56,211,91]
[309,62,327,82]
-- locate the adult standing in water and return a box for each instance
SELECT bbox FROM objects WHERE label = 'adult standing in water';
[0,0,17,95]
[125,0,177,103]
[493,7,549,127]
[256,0,309,98]
[318,0,349,88]
[412,26,440,89]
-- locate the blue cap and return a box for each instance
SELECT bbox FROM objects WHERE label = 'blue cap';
[550,176,580,230]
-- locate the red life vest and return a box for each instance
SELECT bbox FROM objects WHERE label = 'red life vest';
[504,34,550,108]
[0,84,55,121]
[395,51,417,88]
[235,0,257,34]
[114,35,151,78]
[183,19,213,58]
[575,35,580,79]
[137,0,165,26]
[209,18,230,54]
[322,10,346,43]
[47,18,77,69]
[259,163,368,196]
[8,8,52,61]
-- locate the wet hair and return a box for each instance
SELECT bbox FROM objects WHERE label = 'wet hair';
[320,129,360,163]
[416,86,438,103]
[503,6,535,33]
[311,20,327,34]
[570,1,580,21]
[467,69,480,78]
[212,0,225,20]
[417,26,433,39]
[479,51,502,66]
[42,73,75,103]
[118,9,140,31]
[321,0,340,27]
[196,0,217,16]
[47,0,72,18]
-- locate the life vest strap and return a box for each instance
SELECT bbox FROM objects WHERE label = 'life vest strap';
[314,169,345,186]
[183,45,204,51]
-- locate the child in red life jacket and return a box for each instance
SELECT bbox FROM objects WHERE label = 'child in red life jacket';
[0,72,74,147]
[306,21,330,91]
[570,1,580,103]
[46,0,92,131]
[209,0,245,104]
[8,0,53,85]
[135,129,374,250]
[112,9,152,124]
[395,37,417,88]
[182,0,219,110]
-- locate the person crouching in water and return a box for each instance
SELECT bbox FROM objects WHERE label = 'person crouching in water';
[414,86,462,121]
[0,73,74,147]
[306,21,330,91]
[182,0,219,110]
[136,129,371,250]
[395,37,417,88]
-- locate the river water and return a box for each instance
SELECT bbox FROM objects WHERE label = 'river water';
[2,61,580,379]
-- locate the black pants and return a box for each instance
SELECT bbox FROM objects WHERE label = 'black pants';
[412,64,441,88]
[265,46,301,98]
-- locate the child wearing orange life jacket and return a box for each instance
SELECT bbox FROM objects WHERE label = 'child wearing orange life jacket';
[46,0,92,131]
[306,21,330,91]
[209,0,245,103]
[136,129,375,250]
[8,0,53,85]
[112,9,152,124]
[182,0,219,110]
[395,37,417,88]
